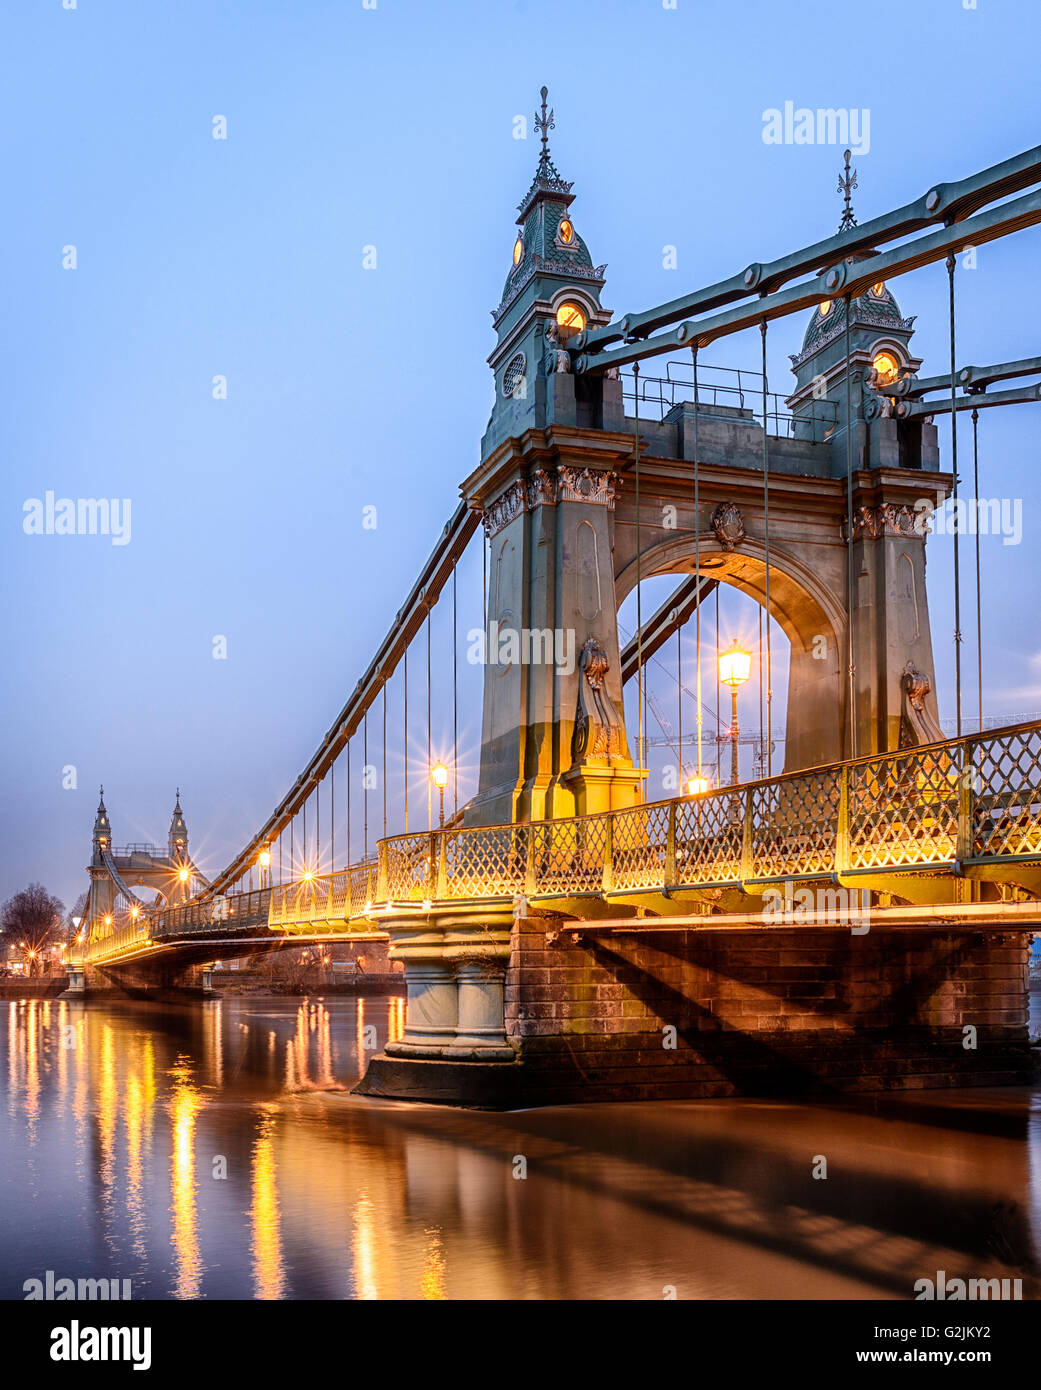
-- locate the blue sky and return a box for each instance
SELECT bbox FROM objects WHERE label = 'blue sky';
[2,0,1039,908]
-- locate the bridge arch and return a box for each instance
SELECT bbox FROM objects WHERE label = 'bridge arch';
[614,534,846,772]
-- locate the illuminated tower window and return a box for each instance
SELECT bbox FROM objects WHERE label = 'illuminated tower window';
[871,281,886,297]
[872,350,899,386]
[558,218,574,244]
[818,299,832,317]
[556,301,586,341]
[513,237,523,266]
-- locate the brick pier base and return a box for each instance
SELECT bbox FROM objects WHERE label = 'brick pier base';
[504,915,1035,1104]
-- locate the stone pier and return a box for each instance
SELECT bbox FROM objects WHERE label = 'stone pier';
[357,902,1036,1107]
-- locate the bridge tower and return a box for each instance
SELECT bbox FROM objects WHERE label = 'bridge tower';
[168,789,188,863]
[463,87,643,825]
[465,125,950,810]
[86,787,116,924]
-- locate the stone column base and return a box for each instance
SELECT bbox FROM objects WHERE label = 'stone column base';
[354,1054,523,1107]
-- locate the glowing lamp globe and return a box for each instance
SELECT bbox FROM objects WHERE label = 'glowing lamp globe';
[719,641,752,689]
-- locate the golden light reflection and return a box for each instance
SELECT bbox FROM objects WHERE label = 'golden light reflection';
[420,1227,448,1300]
[388,996,405,1044]
[24,1001,40,1144]
[169,1060,203,1299]
[250,1111,285,1300]
[7,1003,18,1121]
[356,998,367,1080]
[352,1193,379,1300]
[125,1071,147,1259]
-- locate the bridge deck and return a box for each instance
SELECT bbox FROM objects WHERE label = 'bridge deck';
[71,719,1041,967]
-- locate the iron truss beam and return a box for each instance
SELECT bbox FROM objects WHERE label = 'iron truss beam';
[619,575,717,684]
[573,145,1041,357]
[573,193,1041,378]
[209,502,480,895]
[889,356,1041,398]
[897,382,1041,420]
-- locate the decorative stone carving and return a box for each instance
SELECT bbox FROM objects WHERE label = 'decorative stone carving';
[544,320,571,374]
[842,503,922,542]
[558,466,617,507]
[570,637,625,765]
[482,468,619,538]
[711,502,745,551]
[899,659,944,747]
[863,372,896,419]
[482,482,526,538]
[902,660,930,712]
[524,468,555,510]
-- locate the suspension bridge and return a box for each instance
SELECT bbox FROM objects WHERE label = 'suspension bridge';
[67,97,1041,1104]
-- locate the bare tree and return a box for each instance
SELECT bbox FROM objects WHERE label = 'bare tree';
[1,883,65,976]
[64,891,89,944]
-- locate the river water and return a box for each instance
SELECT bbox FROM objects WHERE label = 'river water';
[2,994,1039,1300]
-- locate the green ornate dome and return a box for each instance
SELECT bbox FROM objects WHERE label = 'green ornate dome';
[501,191,596,300]
[800,277,905,354]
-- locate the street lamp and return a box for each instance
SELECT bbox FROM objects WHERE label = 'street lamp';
[431,763,449,830]
[686,774,710,796]
[718,640,752,786]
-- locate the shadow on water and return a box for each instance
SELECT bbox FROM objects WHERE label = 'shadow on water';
[0,994,1038,1300]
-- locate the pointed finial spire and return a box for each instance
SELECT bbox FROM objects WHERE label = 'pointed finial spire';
[534,85,555,172]
[838,148,858,232]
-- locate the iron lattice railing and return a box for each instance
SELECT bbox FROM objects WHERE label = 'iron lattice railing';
[70,720,1041,964]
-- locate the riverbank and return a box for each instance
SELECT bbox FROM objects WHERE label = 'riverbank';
[0,979,67,1000]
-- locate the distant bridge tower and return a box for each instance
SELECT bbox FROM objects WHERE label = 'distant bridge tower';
[169,789,188,860]
[85,789,200,943]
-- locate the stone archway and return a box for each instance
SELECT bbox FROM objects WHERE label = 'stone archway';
[615,534,847,772]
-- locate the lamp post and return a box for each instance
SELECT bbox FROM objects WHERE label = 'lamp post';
[718,640,752,786]
[257,848,271,889]
[431,763,449,830]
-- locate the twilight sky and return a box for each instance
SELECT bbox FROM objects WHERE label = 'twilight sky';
[2,0,1039,909]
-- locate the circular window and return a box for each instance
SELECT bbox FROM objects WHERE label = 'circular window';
[556,301,586,341]
[502,352,526,399]
[513,237,523,267]
[871,281,886,297]
[559,218,574,245]
[872,350,899,386]
[818,299,832,318]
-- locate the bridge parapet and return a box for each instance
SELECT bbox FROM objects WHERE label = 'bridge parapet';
[374,718,1041,906]
[71,720,1041,970]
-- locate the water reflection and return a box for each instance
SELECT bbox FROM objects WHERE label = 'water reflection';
[0,994,1038,1299]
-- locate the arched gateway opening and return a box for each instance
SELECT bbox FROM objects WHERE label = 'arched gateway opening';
[616,533,846,780]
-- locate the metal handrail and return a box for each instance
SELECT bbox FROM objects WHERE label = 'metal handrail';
[74,719,1041,964]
